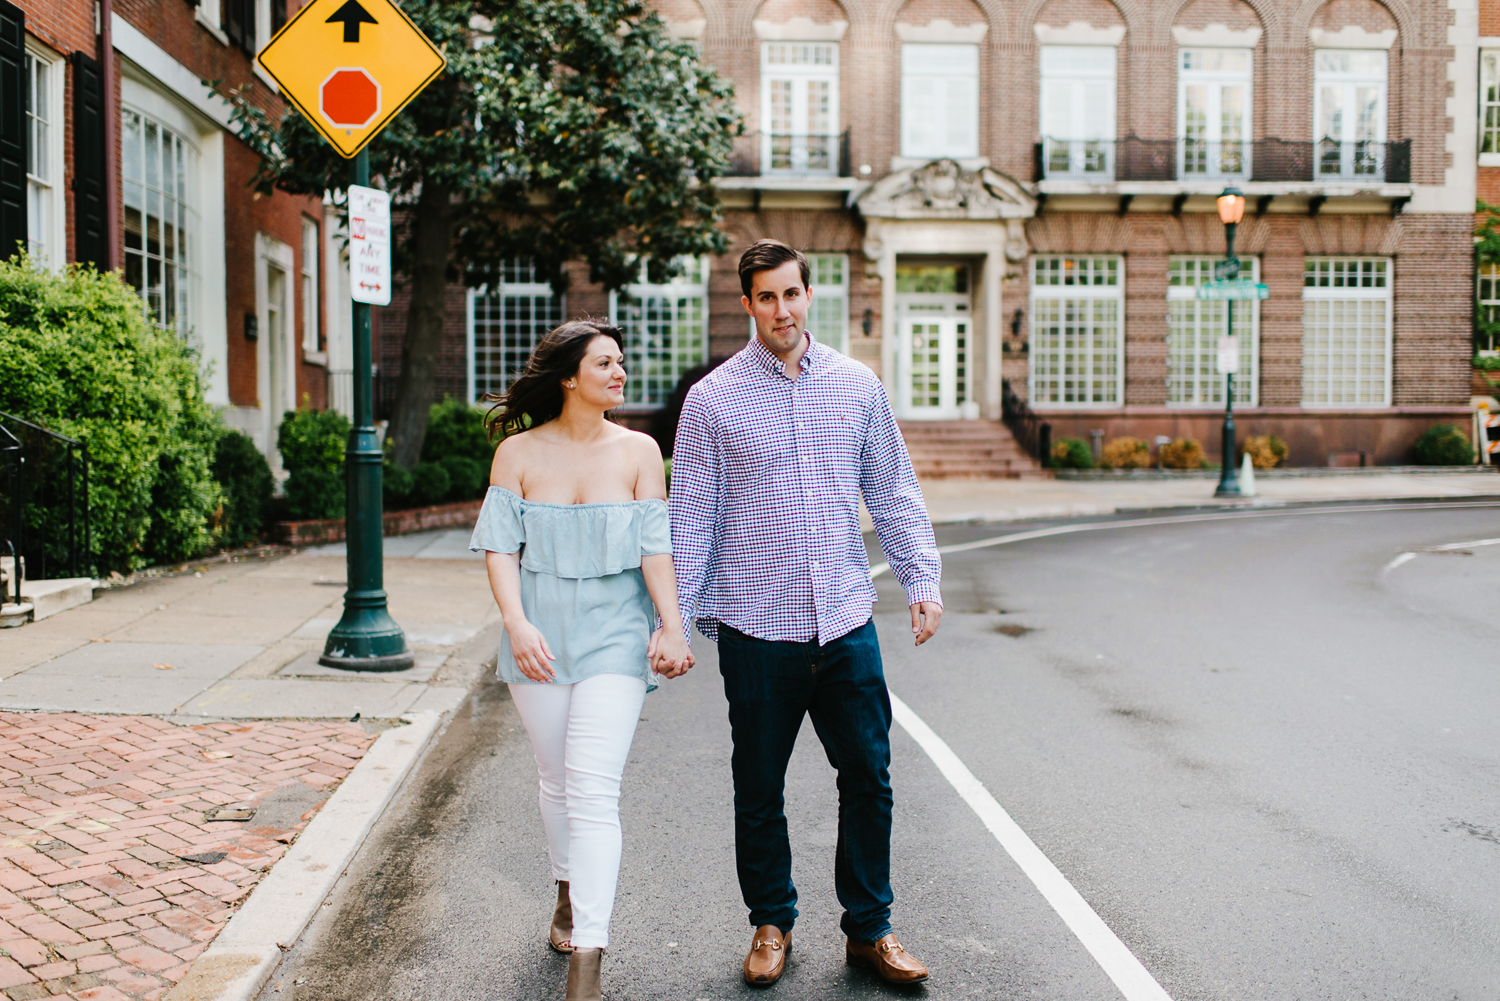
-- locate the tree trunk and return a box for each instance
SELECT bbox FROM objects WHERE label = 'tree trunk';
[388,181,455,470]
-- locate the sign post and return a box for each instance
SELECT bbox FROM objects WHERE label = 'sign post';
[257,0,444,671]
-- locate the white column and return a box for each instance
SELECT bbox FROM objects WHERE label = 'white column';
[983,243,1003,420]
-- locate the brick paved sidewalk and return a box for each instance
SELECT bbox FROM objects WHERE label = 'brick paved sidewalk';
[0,713,377,1001]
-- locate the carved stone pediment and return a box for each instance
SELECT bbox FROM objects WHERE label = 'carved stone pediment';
[856,160,1036,221]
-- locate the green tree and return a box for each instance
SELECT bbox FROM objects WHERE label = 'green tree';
[221,0,742,468]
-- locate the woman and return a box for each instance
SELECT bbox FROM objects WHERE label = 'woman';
[470,318,694,1001]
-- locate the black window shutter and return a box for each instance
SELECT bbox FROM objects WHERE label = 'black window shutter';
[224,0,255,57]
[0,0,26,261]
[71,52,107,270]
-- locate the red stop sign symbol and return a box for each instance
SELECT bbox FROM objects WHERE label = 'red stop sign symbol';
[320,68,381,129]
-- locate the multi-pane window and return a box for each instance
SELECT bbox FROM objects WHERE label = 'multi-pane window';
[901,44,979,160]
[300,217,320,354]
[469,259,564,402]
[611,257,709,408]
[1029,256,1123,406]
[808,253,849,354]
[1040,46,1116,179]
[761,43,839,175]
[122,110,196,335]
[1315,50,1387,178]
[1178,49,1251,178]
[1167,257,1257,406]
[1483,51,1500,157]
[1479,262,1500,351]
[1302,258,1391,406]
[23,52,59,265]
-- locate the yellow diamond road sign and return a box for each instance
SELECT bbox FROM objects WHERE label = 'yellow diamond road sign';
[256,0,445,158]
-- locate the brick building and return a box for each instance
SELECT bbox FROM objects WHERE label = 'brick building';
[5,0,347,467]
[392,0,1481,468]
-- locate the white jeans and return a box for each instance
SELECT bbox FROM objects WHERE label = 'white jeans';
[509,673,647,950]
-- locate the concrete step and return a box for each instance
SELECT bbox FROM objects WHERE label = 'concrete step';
[900,419,1047,480]
[12,577,95,622]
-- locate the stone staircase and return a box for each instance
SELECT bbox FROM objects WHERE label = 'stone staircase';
[898,419,1049,479]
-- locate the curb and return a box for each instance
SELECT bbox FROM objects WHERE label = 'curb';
[163,710,449,1001]
[923,492,1500,527]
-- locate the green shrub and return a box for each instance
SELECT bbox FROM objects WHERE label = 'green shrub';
[1413,423,1473,465]
[1473,355,1500,371]
[1159,438,1206,470]
[422,397,494,465]
[0,258,223,574]
[382,462,414,508]
[1099,437,1151,470]
[277,405,350,520]
[409,462,451,506]
[1240,434,1289,469]
[438,454,487,501]
[1050,437,1094,469]
[212,431,273,546]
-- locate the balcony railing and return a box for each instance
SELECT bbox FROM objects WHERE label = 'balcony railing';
[726,131,852,178]
[1035,136,1411,184]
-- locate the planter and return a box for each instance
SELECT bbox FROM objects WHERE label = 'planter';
[276,499,485,547]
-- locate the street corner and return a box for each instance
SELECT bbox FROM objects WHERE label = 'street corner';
[0,712,380,1001]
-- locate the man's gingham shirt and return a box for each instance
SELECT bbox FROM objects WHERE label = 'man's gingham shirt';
[670,332,942,646]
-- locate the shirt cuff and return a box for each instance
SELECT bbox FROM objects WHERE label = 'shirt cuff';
[904,581,943,608]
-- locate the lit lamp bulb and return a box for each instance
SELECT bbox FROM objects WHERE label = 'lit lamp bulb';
[1217,187,1246,225]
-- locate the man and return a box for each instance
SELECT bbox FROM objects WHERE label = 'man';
[667,238,943,987]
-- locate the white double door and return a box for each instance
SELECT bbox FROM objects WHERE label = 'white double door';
[897,312,969,419]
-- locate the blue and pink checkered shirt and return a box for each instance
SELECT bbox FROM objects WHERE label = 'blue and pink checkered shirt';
[669,332,942,646]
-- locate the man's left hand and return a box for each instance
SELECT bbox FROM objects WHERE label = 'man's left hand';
[910,601,942,646]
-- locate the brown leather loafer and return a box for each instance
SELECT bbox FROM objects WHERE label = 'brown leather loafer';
[846,933,929,983]
[743,925,791,986]
[549,880,573,953]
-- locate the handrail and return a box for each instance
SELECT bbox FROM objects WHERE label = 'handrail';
[1001,381,1051,468]
[0,412,92,591]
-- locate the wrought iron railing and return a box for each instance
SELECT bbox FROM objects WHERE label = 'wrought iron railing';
[1035,136,1412,184]
[725,131,852,178]
[0,413,92,608]
[1001,381,1051,468]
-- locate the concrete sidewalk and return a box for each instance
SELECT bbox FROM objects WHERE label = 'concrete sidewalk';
[0,538,492,721]
[907,469,1500,525]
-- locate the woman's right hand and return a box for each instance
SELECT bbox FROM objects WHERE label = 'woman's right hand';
[508,619,556,682]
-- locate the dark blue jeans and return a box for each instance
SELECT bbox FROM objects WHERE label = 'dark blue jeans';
[716,619,894,944]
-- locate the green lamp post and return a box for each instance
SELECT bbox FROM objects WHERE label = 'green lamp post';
[319,148,413,672]
[1213,186,1246,499]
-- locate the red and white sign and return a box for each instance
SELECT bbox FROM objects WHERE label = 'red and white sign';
[348,184,390,306]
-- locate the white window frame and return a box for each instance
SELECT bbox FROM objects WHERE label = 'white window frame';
[901,43,979,160]
[466,260,565,405]
[609,257,710,410]
[760,42,840,175]
[300,216,322,361]
[1301,257,1392,407]
[22,43,64,271]
[1480,261,1500,351]
[1177,48,1252,179]
[1166,256,1259,407]
[255,233,296,470]
[120,104,201,338]
[1482,50,1500,165]
[1039,45,1116,179]
[1314,49,1388,179]
[808,253,849,354]
[1028,255,1124,408]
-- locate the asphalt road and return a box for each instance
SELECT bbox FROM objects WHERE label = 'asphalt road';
[262,501,1500,1001]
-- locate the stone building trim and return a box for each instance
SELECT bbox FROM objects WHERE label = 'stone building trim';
[753,17,846,40]
[1033,22,1126,46]
[112,12,233,130]
[895,19,989,43]
[1171,24,1265,47]
[1308,25,1399,48]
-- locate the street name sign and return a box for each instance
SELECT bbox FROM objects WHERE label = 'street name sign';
[1197,279,1270,301]
[349,185,391,305]
[256,0,445,158]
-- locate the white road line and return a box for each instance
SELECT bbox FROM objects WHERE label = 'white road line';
[888,691,1173,1001]
[1382,552,1417,574]
[1380,536,1500,574]
[870,501,1500,580]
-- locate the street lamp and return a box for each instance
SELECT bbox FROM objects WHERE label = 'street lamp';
[1214,186,1246,498]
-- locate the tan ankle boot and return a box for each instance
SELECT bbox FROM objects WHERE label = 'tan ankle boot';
[549,880,573,953]
[565,947,603,1001]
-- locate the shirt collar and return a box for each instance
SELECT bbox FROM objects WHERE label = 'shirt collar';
[747,330,819,379]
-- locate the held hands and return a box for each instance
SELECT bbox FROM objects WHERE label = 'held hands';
[910,601,943,647]
[647,626,695,679]
[508,619,557,682]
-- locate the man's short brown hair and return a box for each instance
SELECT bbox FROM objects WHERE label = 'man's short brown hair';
[738,239,810,298]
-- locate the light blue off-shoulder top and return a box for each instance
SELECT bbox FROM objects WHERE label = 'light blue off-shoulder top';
[468,486,671,688]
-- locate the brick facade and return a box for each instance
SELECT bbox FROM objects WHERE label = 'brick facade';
[372,0,1481,467]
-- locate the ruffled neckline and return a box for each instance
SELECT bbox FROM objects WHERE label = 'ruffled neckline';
[491,486,666,509]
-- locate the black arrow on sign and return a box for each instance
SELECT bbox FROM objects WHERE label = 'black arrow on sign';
[326,0,377,42]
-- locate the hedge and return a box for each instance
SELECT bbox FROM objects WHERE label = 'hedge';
[0,260,223,574]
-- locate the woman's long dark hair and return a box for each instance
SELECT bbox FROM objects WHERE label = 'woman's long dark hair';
[483,318,626,439]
